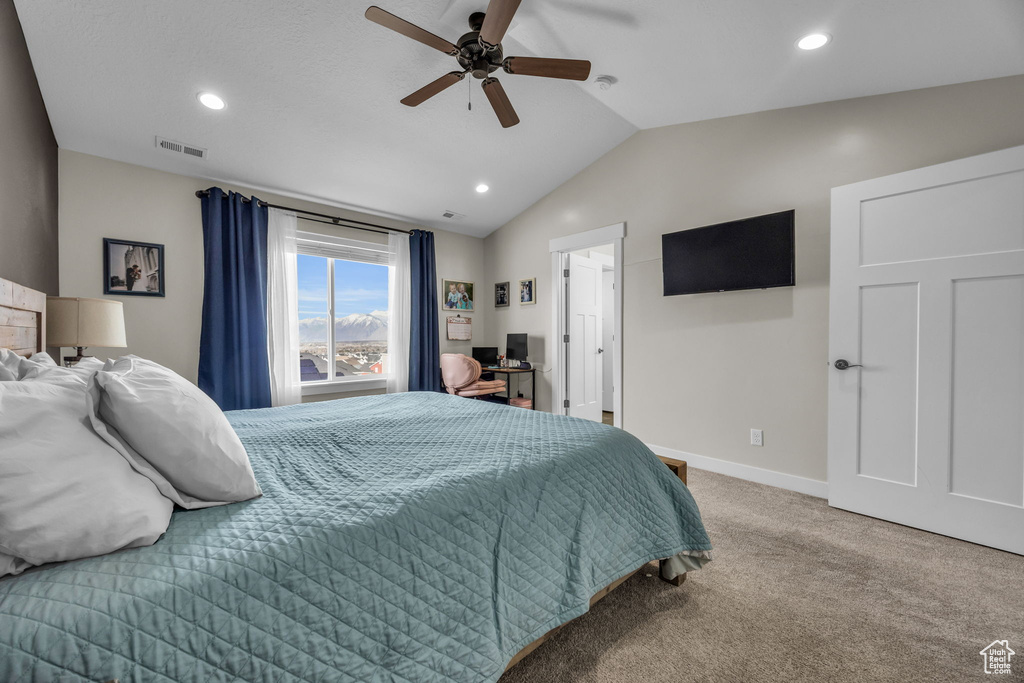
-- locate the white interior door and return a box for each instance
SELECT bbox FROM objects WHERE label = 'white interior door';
[602,269,614,412]
[828,144,1024,555]
[567,253,604,422]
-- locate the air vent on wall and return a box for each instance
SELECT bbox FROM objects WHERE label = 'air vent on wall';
[442,210,466,220]
[155,136,208,160]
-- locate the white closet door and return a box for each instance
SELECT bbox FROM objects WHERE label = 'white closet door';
[828,144,1024,555]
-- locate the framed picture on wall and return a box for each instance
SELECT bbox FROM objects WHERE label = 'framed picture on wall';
[519,278,536,305]
[495,281,510,307]
[103,238,165,297]
[441,279,474,311]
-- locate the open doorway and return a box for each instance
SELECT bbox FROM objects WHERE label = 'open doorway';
[549,223,624,428]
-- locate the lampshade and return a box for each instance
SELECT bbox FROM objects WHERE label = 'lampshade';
[46,297,127,348]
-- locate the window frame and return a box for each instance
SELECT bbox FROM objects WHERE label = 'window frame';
[296,232,390,394]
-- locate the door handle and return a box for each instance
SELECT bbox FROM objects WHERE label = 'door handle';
[833,359,863,370]
[597,348,604,354]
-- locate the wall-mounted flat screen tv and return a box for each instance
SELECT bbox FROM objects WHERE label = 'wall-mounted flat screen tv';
[662,209,795,296]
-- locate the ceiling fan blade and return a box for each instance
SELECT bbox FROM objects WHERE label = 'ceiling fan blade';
[478,0,521,48]
[503,56,591,81]
[482,78,519,128]
[365,6,459,55]
[401,71,466,107]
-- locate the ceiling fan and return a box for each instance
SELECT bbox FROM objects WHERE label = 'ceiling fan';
[365,0,591,128]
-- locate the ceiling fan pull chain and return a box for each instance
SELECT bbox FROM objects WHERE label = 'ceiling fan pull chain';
[468,76,472,111]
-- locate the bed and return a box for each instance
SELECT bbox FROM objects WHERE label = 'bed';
[0,277,712,682]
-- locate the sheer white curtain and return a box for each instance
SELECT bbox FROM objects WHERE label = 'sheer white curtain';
[266,209,300,406]
[386,231,411,393]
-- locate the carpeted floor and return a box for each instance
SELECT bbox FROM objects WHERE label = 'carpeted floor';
[499,468,1024,682]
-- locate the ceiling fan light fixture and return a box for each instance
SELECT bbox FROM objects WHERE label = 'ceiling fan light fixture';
[365,1,587,127]
[197,92,225,110]
[796,33,831,50]
[476,183,490,193]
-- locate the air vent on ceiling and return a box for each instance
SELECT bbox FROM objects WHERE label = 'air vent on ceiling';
[442,210,466,220]
[155,136,208,160]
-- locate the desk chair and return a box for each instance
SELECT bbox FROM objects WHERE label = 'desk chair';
[441,353,506,399]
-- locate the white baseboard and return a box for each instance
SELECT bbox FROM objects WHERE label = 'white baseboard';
[646,443,829,499]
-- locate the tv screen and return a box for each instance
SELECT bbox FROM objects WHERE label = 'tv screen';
[506,333,528,360]
[662,210,795,296]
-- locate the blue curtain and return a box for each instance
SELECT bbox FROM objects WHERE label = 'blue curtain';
[198,187,272,410]
[408,229,441,392]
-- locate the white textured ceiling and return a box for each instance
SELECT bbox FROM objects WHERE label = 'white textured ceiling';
[15,0,1024,236]
[14,0,635,237]
[517,0,1024,130]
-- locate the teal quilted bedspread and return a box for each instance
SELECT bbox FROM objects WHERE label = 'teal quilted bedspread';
[0,392,711,682]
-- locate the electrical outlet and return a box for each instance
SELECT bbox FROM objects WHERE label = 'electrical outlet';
[750,429,763,447]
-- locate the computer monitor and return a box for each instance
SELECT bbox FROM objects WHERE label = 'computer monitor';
[472,346,498,366]
[506,334,528,361]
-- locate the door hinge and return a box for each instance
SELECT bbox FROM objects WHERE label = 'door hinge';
[563,334,570,343]
[563,399,570,408]
[563,268,570,278]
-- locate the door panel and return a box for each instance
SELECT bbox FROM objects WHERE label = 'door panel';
[949,275,1024,508]
[829,144,1024,555]
[602,270,614,412]
[860,169,1024,266]
[583,315,598,404]
[858,283,919,486]
[567,253,603,422]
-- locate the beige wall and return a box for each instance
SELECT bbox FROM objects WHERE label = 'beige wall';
[434,227,489,357]
[485,75,1024,483]
[58,150,488,393]
[0,0,58,296]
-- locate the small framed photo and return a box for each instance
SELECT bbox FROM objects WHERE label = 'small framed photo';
[495,281,510,307]
[104,238,165,297]
[519,278,536,305]
[442,279,474,312]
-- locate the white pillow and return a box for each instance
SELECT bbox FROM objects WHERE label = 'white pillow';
[0,348,21,380]
[91,356,262,507]
[0,348,104,382]
[16,350,57,373]
[0,553,29,577]
[19,355,105,386]
[0,381,174,576]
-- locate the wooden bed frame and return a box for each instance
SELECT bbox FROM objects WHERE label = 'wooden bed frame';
[0,277,46,357]
[1,275,688,677]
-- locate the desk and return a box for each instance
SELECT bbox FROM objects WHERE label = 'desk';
[482,367,535,409]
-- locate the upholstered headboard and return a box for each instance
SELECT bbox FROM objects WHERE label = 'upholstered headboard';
[0,277,46,356]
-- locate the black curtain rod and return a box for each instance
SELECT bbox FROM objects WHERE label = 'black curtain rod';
[194,190,412,235]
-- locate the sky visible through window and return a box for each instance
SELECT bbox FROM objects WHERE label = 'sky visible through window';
[297,253,389,382]
[297,254,388,319]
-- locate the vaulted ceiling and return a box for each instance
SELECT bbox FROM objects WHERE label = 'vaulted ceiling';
[15,0,1024,236]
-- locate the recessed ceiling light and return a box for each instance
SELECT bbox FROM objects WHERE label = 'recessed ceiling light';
[475,184,489,193]
[797,33,831,50]
[198,92,225,110]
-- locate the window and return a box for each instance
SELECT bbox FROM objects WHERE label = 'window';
[297,234,389,385]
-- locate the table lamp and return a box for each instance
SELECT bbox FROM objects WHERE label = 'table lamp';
[46,297,127,366]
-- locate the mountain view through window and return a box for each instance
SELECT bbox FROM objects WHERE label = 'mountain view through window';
[297,253,389,382]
